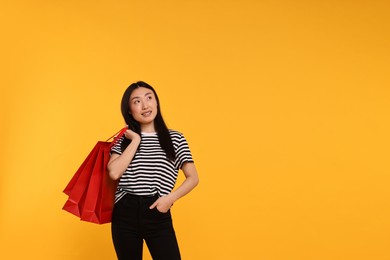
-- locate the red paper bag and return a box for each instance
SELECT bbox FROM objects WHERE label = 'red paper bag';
[62,143,99,197]
[62,128,126,224]
[62,144,101,217]
[80,142,117,224]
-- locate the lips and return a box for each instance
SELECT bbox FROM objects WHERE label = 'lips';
[142,111,152,117]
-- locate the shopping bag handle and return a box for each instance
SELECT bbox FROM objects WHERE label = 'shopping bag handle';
[106,127,128,148]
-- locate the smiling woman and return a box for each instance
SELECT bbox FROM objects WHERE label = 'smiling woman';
[106,81,199,260]
[1,1,390,259]
[128,87,158,131]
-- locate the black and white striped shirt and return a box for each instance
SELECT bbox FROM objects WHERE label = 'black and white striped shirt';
[110,130,194,203]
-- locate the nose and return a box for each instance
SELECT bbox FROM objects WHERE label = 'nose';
[142,101,149,110]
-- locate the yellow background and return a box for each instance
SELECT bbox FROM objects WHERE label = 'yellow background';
[1,0,389,259]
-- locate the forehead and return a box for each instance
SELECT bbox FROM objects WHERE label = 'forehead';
[130,87,154,99]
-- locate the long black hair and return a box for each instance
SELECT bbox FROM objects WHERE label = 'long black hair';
[120,81,176,161]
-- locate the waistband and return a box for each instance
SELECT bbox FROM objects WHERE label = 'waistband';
[124,193,159,199]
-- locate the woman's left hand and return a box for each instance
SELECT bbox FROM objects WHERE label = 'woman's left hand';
[149,195,175,213]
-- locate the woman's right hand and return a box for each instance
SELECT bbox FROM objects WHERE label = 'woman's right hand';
[124,129,140,141]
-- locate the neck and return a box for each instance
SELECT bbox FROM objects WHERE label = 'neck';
[140,122,156,133]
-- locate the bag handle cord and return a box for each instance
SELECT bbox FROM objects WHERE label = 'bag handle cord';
[106,127,128,148]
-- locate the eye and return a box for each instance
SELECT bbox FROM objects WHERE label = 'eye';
[147,95,152,100]
[133,100,140,104]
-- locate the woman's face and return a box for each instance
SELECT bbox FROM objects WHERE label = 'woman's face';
[129,87,158,129]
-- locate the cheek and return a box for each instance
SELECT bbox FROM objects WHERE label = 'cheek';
[129,104,138,114]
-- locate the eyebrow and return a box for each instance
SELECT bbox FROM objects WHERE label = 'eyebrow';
[130,91,153,101]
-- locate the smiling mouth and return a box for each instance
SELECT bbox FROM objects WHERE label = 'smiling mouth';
[142,111,152,117]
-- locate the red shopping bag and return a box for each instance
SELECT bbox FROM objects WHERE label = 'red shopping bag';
[62,144,101,217]
[62,128,127,224]
[80,142,115,224]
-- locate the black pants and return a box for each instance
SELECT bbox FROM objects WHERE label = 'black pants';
[111,193,181,260]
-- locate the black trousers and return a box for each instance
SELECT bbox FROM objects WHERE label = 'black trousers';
[111,193,181,260]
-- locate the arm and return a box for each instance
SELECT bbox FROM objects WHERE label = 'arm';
[150,162,199,213]
[107,130,141,180]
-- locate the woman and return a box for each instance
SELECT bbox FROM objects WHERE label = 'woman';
[107,81,199,260]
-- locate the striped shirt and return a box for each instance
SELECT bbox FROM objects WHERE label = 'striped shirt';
[110,130,194,203]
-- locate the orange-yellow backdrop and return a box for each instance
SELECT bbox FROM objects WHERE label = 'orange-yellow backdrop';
[1,1,389,259]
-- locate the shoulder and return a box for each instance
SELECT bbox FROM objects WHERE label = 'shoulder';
[168,129,183,137]
[168,129,187,143]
